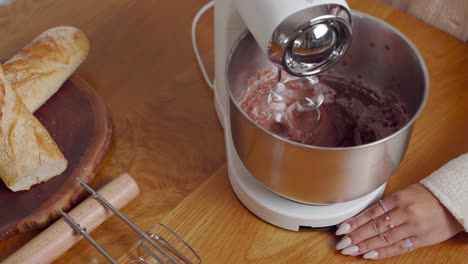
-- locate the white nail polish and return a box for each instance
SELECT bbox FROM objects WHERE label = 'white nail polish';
[363,250,379,259]
[336,223,351,235]
[336,237,352,250]
[341,246,359,255]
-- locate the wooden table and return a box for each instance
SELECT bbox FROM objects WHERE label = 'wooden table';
[0,0,467,263]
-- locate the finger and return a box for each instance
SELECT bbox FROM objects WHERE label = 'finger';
[362,237,419,260]
[342,208,408,246]
[350,223,414,255]
[336,203,384,235]
[336,197,397,236]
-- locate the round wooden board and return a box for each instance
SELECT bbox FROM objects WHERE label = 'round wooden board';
[0,75,112,240]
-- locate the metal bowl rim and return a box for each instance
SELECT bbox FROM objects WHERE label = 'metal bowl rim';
[225,10,430,151]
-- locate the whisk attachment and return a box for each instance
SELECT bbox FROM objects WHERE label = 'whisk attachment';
[58,209,118,264]
[130,224,201,264]
[266,69,324,129]
[58,178,201,264]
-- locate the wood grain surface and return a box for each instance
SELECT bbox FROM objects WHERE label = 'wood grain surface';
[0,0,223,262]
[0,0,466,263]
[162,167,468,264]
[0,75,112,240]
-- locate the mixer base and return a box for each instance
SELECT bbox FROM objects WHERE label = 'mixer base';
[225,130,386,231]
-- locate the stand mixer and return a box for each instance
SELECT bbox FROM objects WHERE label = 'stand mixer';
[193,0,429,231]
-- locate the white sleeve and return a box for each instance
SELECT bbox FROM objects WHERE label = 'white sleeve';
[420,153,468,232]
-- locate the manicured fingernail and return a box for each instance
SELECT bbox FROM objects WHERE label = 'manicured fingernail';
[341,246,359,255]
[336,223,351,235]
[336,237,352,250]
[363,250,379,259]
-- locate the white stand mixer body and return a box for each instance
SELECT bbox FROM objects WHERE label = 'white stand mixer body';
[213,0,384,230]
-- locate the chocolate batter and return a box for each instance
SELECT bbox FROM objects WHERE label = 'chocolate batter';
[240,67,409,147]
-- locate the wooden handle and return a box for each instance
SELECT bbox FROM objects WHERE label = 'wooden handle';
[3,173,140,264]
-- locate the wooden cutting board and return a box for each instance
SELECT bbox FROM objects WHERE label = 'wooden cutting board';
[0,75,112,240]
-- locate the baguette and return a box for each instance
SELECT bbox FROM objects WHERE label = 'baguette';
[0,65,67,191]
[3,26,90,113]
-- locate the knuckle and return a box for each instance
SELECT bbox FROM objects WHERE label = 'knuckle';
[409,221,426,234]
[367,207,379,220]
[391,192,405,205]
[371,219,382,234]
[379,232,393,245]
[379,247,391,259]
[418,222,429,233]
[395,241,408,254]
[347,218,356,228]
[379,241,407,259]
[407,221,418,232]
[349,230,363,244]
[405,203,421,216]
[357,242,369,253]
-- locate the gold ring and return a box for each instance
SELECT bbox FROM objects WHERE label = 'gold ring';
[380,200,393,228]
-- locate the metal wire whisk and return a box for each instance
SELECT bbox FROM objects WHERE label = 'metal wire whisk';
[58,178,201,264]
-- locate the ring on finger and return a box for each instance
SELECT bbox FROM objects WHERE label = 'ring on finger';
[385,216,394,229]
[379,200,393,227]
[379,200,390,215]
[404,238,415,252]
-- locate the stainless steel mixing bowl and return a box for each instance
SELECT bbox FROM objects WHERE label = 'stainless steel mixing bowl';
[226,11,429,204]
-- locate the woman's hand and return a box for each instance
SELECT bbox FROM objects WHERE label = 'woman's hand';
[335,184,463,260]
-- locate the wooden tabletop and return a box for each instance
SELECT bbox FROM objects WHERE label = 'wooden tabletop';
[0,0,467,263]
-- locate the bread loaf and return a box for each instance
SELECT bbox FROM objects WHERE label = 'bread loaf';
[3,26,90,113]
[0,65,67,191]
